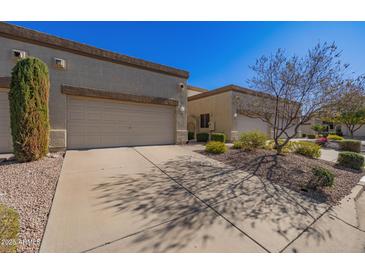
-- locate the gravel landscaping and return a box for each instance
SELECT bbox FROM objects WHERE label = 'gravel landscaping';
[0,153,64,252]
[201,148,364,205]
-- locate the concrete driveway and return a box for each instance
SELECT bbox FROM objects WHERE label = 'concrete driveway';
[40,145,365,252]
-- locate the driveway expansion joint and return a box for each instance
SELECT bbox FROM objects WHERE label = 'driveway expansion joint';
[328,213,365,233]
[132,147,270,253]
[279,205,333,253]
[81,210,203,253]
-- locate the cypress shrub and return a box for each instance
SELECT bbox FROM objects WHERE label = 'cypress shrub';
[9,57,50,162]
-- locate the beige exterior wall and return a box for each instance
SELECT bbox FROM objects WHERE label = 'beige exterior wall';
[0,36,187,149]
[188,92,234,140]
[231,91,272,139]
[188,89,301,143]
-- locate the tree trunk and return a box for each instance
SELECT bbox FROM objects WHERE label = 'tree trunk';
[276,144,283,155]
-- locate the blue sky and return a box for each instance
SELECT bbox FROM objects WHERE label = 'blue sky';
[10,22,365,90]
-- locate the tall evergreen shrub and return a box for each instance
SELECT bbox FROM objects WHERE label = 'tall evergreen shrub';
[9,57,50,162]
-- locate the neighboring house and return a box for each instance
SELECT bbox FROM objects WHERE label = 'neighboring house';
[187,85,208,97]
[301,117,365,137]
[188,84,298,141]
[0,22,189,153]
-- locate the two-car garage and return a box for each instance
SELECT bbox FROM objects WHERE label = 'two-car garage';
[0,93,177,152]
[66,96,175,149]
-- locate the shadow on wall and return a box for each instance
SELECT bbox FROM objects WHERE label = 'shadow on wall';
[90,154,329,252]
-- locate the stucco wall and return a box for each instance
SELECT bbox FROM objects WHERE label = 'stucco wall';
[188,92,233,140]
[232,91,302,138]
[231,91,273,138]
[0,36,187,147]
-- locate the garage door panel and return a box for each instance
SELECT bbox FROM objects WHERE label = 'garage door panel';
[237,115,268,135]
[67,97,175,149]
[0,91,12,153]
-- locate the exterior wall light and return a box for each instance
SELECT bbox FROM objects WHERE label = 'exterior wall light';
[54,58,67,70]
[12,49,27,59]
[180,105,185,113]
[233,112,238,118]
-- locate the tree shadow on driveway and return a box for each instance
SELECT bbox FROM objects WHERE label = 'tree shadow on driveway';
[89,153,329,252]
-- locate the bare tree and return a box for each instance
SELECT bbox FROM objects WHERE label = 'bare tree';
[323,76,365,137]
[237,42,345,154]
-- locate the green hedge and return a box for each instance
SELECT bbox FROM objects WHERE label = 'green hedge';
[294,141,321,158]
[9,57,50,162]
[232,141,243,149]
[211,133,226,143]
[327,134,344,141]
[337,151,364,170]
[240,131,267,151]
[311,166,335,188]
[188,132,194,140]
[205,141,227,154]
[307,134,316,139]
[0,204,20,253]
[196,133,209,142]
[339,140,361,153]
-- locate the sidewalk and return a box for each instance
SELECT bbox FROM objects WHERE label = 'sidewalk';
[284,180,365,252]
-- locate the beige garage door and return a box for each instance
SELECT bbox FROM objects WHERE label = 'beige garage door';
[237,114,269,136]
[0,90,12,153]
[67,96,175,149]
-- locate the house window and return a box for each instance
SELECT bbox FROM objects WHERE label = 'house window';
[200,113,210,128]
[323,121,334,130]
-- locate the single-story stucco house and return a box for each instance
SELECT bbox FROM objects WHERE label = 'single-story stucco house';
[0,22,189,153]
[187,84,298,142]
[301,117,365,138]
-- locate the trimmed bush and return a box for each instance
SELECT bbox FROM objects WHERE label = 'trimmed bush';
[339,140,361,153]
[232,141,243,149]
[302,133,307,138]
[307,134,316,139]
[196,132,209,142]
[327,134,344,141]
[9,57,50,162]
[294,141,321,158]
[0,204,20,253]
[265,140,296,153]
[188,132,194,140]
[205,141,227,154]
[311,166,335,188]
[240,131,267,151]
[337,151,364,170]
[211,133,226,143]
